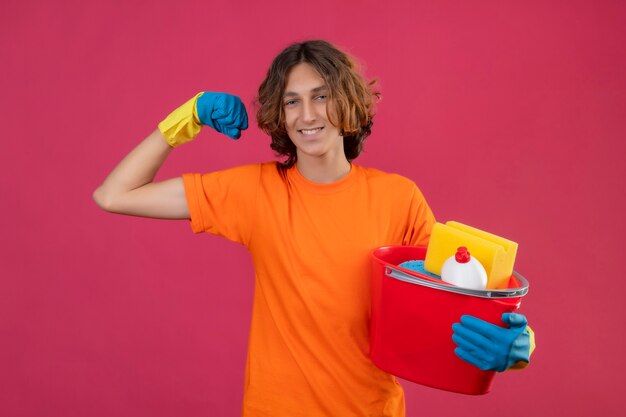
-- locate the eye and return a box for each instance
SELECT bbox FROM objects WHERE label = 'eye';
[284,99,298,107]
[315,95,327,101]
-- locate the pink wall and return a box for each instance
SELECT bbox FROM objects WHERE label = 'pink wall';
[2,0,624,416]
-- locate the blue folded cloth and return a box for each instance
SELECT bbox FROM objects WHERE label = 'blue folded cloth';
[398,260,441,279]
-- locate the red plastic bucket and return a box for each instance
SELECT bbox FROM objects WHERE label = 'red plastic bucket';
[369,246,529,395]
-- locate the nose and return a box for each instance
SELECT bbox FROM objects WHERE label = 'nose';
[301,100,316,123]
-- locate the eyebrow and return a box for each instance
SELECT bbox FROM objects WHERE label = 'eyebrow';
[283,85,329,99]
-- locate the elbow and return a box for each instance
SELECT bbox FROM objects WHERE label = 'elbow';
[93,186,115,212]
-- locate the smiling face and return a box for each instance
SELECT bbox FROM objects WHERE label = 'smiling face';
[282,62,346,165]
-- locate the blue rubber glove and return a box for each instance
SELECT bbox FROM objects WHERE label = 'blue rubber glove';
[452,313,531,372]
[195,92,248,140]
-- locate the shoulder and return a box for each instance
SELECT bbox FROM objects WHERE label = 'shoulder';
[194,162,276,179]
[219,162,287,188]
[356,165,430,206]
[357,165,419,191]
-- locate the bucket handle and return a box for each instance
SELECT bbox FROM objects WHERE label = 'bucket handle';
[385,266,529,299]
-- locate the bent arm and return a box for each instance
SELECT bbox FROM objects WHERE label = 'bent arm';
[93,129,189,219]
[93,92,248,220]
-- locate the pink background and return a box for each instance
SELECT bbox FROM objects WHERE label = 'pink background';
[2,0,625,416]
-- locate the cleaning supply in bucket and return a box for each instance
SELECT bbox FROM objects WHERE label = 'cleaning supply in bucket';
[424,221,518,289]
[441,247,488,290]
[398,259,441,279]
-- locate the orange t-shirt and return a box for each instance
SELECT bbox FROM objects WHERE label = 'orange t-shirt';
[183,162,435,417]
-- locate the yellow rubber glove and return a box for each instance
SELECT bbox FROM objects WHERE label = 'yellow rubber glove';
[158,93,204,148]
[158,92,249,148]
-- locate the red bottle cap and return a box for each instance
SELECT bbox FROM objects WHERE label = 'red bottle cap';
[455,247,471,263]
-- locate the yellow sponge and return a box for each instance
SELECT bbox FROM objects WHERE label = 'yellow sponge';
[424,221,518,289]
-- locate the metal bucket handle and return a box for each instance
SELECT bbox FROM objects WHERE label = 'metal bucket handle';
[385,265,529,299]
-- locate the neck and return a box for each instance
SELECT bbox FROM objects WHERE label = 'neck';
[296,153,351,184]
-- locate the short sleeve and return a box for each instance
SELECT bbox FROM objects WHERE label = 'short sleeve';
[402,184,436,247]
[182,164,261,246]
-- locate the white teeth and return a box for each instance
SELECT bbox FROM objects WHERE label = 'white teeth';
[300,128,322,135]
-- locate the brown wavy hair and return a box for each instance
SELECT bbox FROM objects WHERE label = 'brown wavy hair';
[256,40,379,168]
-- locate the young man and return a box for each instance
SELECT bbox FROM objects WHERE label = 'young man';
[94,40,532,417]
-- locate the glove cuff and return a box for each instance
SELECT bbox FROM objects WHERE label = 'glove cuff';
[506,324,535,371]
[158,93,204,148]
[503,327,531,372]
